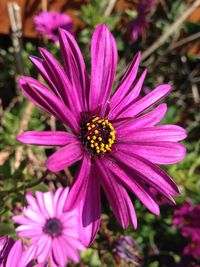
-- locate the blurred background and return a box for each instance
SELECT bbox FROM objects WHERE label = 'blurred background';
[0,0,200,266]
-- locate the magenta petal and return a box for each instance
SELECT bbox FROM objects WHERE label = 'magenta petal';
[59,28,89,111]
[77,163,101,246]
[29,56,65,101]
[117,84,171,119]
[64,154,91,211]
[96,160,129,228]
[36,236,52,263]
[109,52,141,111]
[39,48,83,120]
[52,238,68,267]
[104,158,160,215]
[55,187,70,216]
[114,103,167,131]
[115,150,179,196]
[96,159,137,228]
[109,69,147,119]
[89,24,117,111]
[122,189,137,229]
[6,240,22,267]
[21,245,37,267]
[17,131,77,146]
[118,125,187,142]
[18,77,79,133]
[117,142,186,164]
[45,142,83,172]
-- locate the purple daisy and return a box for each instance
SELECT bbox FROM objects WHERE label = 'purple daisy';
[13,188,85,266]
[127,0,155,43]
[34,11,73,43]
[17,24,186,246]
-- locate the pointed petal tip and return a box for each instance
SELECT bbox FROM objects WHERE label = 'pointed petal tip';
[80,219,101,247]
[179,128,187,140]
[29,55,36,61]
[38,47,49,57]
[58,27,66,38]
[18,75,27,84]
[143,68,147,75]
[160,103,168,110]
[16,133,23,143]
[161,83,172,92]
[18,76,35,87]
[136,51,141,60]
[18,76,30,90]
[38,47,45,56]
[96,23,109,30]
[174,185,180,196]
[94,23,112,36]
[58,27,73,38]
[29,55,42,63]
[153,206,160,216]
[133,220,138,230]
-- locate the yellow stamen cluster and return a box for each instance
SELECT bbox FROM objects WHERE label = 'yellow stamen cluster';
[83,116,116,156]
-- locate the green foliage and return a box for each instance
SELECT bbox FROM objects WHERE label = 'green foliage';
[77,0,120,47]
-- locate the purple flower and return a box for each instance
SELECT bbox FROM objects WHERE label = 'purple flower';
[127,0,155,43]
[0,238,40,267]
[173,201,200,239]
[184,238,200,259]
[113,236,142,265]
[34,11,73,43]
[13,188,85,266]
[17,24,186,246]
[173,201,200,259]
[0,236,14,266]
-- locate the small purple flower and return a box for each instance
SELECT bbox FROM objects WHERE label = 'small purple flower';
[173,201,200,239]
[184,238,200,259]
[113,236,142,265]
[173,201,200,259]
[127,0,155,43]
[34,11,73,43]
[17,24,186,246]
[13,188,85,266]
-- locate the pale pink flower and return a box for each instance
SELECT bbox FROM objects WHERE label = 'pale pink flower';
[13,188,85,267]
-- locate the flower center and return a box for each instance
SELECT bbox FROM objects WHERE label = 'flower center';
[43,218,62,237]
[80,116,116,157]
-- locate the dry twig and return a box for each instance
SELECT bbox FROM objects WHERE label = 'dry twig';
[142,0,200,60]
[14,102,35,169]
[7,2,24,75]
[168,32,200,51]
[103,0,117,17]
